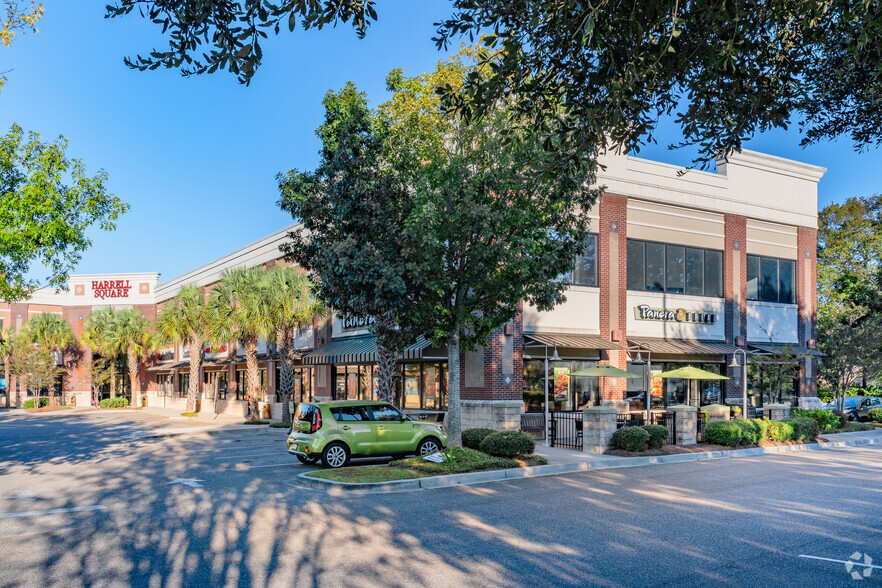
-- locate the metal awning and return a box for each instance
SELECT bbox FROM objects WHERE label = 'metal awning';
[145,362,176,372]
[627,338,736,356]
[302,335,435,365]
[748,342,824,357]
[523,333,623,350]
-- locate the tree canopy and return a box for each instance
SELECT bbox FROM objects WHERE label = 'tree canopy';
[0,125,129,301]
[106,0,882,168]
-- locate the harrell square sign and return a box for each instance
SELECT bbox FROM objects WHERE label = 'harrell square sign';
[92,279,132,300]
[634,304,717,324]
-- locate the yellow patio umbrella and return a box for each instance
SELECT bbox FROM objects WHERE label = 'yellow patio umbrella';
[571,363,642,406]
[656,366,729,407]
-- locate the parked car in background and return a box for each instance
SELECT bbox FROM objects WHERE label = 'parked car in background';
[824,396,882,422]
[286,401,447,468]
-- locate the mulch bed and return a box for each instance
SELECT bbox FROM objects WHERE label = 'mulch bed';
[24,406,72,413]
[605,439,814,457]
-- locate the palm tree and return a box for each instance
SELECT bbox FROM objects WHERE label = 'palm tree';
[205,267,273,421]
[83,308,123,401]
[265,265,326,423]
[104,309,153,408]
[155,285,209,413]
[0,327,19,406]
[23,313,75,406]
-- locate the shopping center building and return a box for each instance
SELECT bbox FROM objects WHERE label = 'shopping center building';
[1,148,825,429]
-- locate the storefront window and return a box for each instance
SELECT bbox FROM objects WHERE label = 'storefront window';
[347,366,359,400]
[522,359,599,412]
[203,370,227,400]
[236,369,247,400]
[404,364,420,409]
[626,362,724,410]
[178,373,189,398]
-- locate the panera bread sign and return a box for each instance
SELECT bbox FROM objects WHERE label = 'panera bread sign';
[634,304,717,324]
[342,315,375,331]
[92,279,132,300]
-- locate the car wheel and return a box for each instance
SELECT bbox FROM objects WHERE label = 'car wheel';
[417,438,442,457]
[296,454,320,465]
[321,442,350,469]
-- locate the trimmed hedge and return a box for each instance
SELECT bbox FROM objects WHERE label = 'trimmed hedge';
[99,397,129,409]
[870,408,882,423]
[269,422,292,429]
[838,421,875,432]
[793,408,840,431]
[642,425,669,449]
[23,398,50,409]
[704,421,747,446]
[766,420,795,442]
[784,417,820,440]
[611,426,650,452]
[462,428,497,450]
[479,430,535,458]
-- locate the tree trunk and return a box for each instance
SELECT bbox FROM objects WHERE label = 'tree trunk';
[375,313,401,403]
[244,340,260,421]
[3,362,9,408]
[185,336,202,413]
[447,331,462,449]
[127,350,140,408]
[277,327,295,423]
[110,361,117,400]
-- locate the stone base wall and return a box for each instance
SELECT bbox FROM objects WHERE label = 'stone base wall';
[461,400,524,431]
[798,397,823,409]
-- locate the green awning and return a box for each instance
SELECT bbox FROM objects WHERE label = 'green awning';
[302,335,435,365]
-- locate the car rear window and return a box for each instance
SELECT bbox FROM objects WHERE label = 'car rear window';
[330,406,368,421]
[295,404,317,422]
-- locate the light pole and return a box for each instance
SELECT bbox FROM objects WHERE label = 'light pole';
[728,349,748,419]
[626,343,651,424]
[544,343,560,447]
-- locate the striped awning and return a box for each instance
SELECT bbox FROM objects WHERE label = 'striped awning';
[628,338,736,356]
[748,342,824,357]
[302,335,436,365]
[524,333,623,350]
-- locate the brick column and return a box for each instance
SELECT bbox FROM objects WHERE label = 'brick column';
[598,193,629,407]
[700,403,730,423]
[724,214,747,402]
[797,227,818,401]
[763,403,791,421]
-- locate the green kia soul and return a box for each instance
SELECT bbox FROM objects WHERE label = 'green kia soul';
[286,401,447,468]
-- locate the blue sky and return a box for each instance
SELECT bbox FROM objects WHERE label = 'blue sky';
[2,1,881,285]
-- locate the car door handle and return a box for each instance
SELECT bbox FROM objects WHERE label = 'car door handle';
[377,426,385,430]
[341,426,351,430]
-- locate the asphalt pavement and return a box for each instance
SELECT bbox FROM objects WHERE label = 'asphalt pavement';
[0,410,879,587]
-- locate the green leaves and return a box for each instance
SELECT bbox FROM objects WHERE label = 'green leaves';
[0,124,128,301]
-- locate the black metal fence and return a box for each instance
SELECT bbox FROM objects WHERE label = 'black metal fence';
[549,411,583,450]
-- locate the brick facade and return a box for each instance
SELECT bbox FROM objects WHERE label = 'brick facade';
[797,226,818,398]
[724,214,747,401]
[598,193,629,403]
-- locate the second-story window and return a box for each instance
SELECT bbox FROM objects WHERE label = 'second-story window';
[747,255,795,304]
[627,239,723,297]
[560,234,598,286]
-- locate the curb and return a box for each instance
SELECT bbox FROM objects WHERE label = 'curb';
[294,434,881,494]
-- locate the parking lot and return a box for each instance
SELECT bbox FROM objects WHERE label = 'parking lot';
[1,410,880,587]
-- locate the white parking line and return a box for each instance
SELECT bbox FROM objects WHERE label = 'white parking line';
[799,555,881,569]
[238,462,299,469]
[0,505,107,519]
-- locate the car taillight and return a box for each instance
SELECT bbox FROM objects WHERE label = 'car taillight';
[310,410,322,433]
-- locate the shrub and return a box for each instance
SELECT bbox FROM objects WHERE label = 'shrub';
[642,425,669,449]
[269,421,292,428]
[838,421,875,432]
[99,397,129,409]
[243,420,269,425]
[462,428,497,450]
[180,412,198,417]
[817,387,833,403]
[22,398,50,409]
[704,421,749,446]
[869,408,882,423]
[766,420,795,442]
[793,408,840,431]
[611,426,650,452]
[786,417,820,440]
[479,430,535,458]
[738,418,768,444]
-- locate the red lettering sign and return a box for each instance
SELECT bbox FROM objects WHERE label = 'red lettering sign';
[92,279,132,300]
